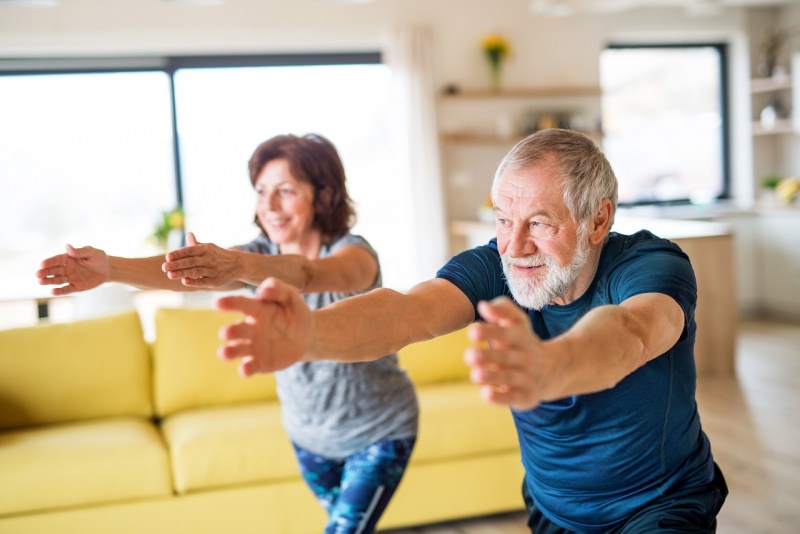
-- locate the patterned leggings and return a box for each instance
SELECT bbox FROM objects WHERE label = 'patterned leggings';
[292,437,416,534]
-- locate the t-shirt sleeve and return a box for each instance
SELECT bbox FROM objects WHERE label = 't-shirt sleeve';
[608,239,697,339]
[436,239,510,319]
[237,234,274,255]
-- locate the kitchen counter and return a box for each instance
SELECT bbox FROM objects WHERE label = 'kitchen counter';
[449,216,737,376]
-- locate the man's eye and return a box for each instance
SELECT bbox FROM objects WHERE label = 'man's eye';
[531,222,556,237]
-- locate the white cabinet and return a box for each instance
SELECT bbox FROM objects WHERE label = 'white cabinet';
[757,210,800,318]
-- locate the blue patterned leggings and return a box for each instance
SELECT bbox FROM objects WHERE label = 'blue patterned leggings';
[292,436,416,534]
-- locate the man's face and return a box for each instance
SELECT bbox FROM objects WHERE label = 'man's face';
[493,161,589,310]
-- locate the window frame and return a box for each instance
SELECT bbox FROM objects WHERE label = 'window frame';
[601,42,731,207]
[0,51,382,212]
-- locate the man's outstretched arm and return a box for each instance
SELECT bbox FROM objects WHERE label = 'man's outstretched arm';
[217,276,475,376]
[465,292,685,410]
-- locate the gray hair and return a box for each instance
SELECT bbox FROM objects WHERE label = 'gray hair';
[491,128,618,229]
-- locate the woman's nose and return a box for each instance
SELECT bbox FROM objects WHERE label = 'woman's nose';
[263,191,280,210]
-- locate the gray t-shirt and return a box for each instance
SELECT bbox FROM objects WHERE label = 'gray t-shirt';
[239,233,419,458]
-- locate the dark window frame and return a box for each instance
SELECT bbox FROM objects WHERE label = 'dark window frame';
[602,42,731,206]
[0,52,382,208]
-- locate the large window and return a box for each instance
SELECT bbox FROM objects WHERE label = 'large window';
[172,63,402,251]
[0,70,177,295]
[0,54,411,328]
[600,44,729,205]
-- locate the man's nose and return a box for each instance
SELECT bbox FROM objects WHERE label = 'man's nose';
[506,227,535,257]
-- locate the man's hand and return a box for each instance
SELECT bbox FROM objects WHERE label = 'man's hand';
[163,232,241,288]
[216,277,312,377]
[464,297,556,411]
[35,244,110,296]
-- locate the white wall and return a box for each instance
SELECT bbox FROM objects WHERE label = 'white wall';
[0,1,753,88]
[0,0,794,216]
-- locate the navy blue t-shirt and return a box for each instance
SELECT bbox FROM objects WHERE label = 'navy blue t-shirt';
[436,230,716,533]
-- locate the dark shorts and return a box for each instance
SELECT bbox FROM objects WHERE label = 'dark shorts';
[523,462,729,534]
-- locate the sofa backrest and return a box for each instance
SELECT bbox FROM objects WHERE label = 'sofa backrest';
[0,311,153,430]
[152,307,278,417]
[397,327,471,386]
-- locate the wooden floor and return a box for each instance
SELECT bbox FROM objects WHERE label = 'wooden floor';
[383,317,800,534]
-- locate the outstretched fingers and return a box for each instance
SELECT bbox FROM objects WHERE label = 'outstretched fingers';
[464,296,544,410]
[215,277,311,376]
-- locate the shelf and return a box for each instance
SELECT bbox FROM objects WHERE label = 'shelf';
[442,129,602,145]
[752,119,796,136]
[750,76,793,94]
[441,132,522,145]
[441,86,601,99]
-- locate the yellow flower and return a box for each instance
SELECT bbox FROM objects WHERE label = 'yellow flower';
[151,206,184,248]
[481,33,511,62]
[167,210,184,229]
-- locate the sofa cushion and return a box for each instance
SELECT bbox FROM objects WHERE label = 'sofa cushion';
[0,416,172,516]
[0,311,152,430]
[162,402,297,494]
[397,327,471,385]
[411,382,519,463]
[152,307,278,417]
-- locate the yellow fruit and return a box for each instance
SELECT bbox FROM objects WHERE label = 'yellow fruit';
[775,177,800,204]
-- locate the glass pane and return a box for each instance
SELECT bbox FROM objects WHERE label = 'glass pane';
[600,46,724,205]
[0,72,176,316]
[173,64,414,289]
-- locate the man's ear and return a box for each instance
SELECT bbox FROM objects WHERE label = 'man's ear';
[588,199,613,245]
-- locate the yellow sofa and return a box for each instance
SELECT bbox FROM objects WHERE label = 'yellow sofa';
[0,308,524,533]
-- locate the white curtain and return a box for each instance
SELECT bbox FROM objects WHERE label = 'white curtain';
[384,26,449,284]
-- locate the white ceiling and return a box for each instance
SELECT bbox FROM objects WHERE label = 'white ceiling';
[0,0,792,13]
[528,0,793,17]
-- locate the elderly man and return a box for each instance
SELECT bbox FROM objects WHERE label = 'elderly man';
[216,128,728,533]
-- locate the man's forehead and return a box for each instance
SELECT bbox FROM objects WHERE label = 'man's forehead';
[496,166,562,196]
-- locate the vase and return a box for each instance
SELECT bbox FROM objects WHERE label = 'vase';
[757,57,776,78]
[489,60,502,91]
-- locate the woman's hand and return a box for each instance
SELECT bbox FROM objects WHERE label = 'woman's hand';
[163,232,242,289]
[35,244,110,296]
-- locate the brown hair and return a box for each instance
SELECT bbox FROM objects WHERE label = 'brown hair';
[248,133,356,243]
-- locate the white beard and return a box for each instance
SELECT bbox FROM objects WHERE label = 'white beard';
[501,238,590,310]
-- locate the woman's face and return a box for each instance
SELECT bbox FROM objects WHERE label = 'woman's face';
[254,158,317,250]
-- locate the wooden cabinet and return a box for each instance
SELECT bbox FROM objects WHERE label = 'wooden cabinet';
[701,212,761,316]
